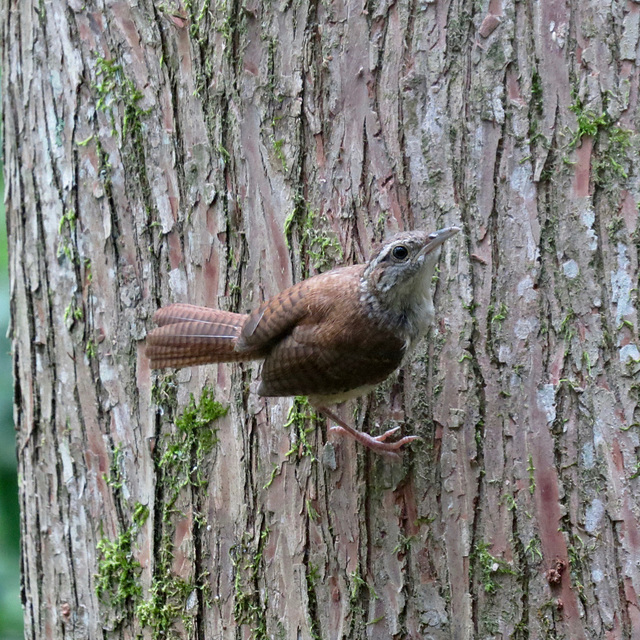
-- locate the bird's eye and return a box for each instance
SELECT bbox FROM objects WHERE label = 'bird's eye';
[392,245,409,261]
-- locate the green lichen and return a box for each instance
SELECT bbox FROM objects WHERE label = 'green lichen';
[271,134,287,170]
[569,101,608,147]
[283,396,317,460]
[95,136,113,186]
[502,493,516,512]
[559,308,576,341]
[489,302,509,326]
[151,374,178,411]
[284,196,343,276]
[93,55,159,226]
[607,215,625,238]
[592,124,633,186]
[63,300,83,329]
[57,209,78,264]
[524,536,543,563]
[158,387,227,519]
[262,462,281,489]
[94,56,146,141]
[306,499,319,522]
[77,133,94,147]
[471,540,518,594]
[568,98,633,187]
[95,502,150,619]
[217,143,231,165]
[531,69,543,109]
[96,388,227,636]
[305,562,321,640]
[136,538,205,640]
[58,209,77,234]
[393,534,418,555]
[446,10,472,52]
[527,454,536,495]
[136,387,227,636]
[85,339,97,359]
[231,527,270,639]
[184,0,210,43]
[105,444,124,490]
[347,568,377,630]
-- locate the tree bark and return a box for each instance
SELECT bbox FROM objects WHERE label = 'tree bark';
[4,0,640,638]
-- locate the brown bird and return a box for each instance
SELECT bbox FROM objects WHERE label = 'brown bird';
[146,227,459,458]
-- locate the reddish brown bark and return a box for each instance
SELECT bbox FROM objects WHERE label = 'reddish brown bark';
[4,0,640,638]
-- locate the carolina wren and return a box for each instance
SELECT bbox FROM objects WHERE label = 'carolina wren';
[146,227,459,458]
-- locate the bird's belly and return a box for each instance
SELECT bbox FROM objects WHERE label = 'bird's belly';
[307,383,380,406]
[257,338,405,399]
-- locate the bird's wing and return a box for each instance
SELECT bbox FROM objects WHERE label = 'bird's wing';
[236,265,363,352]
[257,321,406,398]
[236,283,310,351]
[238,264,406,397]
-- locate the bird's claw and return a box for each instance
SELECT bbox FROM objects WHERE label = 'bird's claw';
[329,425,420,459]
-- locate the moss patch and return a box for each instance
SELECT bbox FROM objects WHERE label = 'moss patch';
[231,527,270,639]
[284,196,343,276]
[283,396,318,461]
[96,388,227,635]
[568,98,634,189]
[158,387,226,518]
[471,540,518,595]
[94,56,146,141]
[96,502,150,622]
[140,387,227,637]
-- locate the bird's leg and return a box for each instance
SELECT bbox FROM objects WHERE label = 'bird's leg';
[316,406,419,460]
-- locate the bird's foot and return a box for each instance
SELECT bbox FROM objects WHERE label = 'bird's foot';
[318,407,419,460]
[329,425,419,459]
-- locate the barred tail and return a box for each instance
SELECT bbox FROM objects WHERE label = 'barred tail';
[146,303,252,369]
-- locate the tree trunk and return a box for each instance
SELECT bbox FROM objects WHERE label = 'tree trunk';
[5,0,640,638]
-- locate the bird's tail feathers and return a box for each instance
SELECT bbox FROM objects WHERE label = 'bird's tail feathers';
[146,303,252,369]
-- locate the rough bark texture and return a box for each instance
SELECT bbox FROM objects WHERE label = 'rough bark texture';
[4,0,640,638]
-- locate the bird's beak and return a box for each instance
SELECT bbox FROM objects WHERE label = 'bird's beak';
[419,226,460,257]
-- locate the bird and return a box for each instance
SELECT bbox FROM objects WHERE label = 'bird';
[146,227,459,458]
